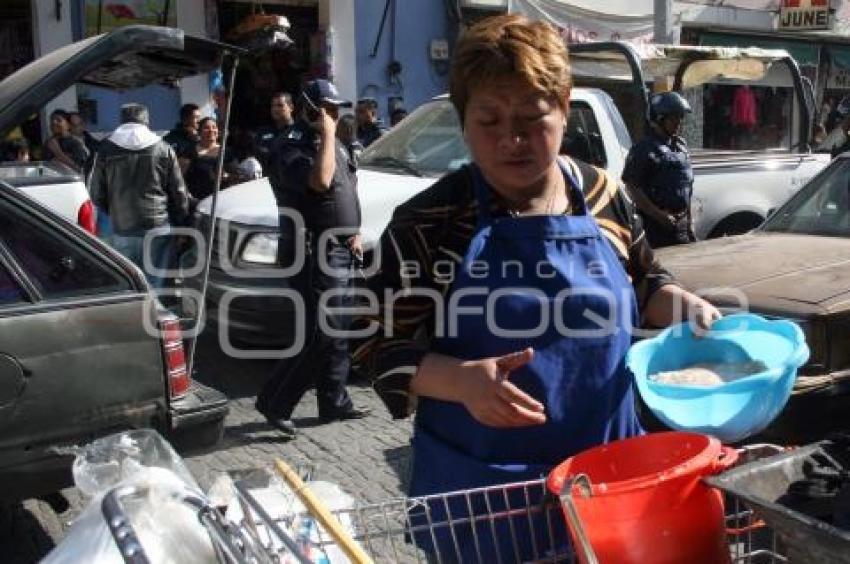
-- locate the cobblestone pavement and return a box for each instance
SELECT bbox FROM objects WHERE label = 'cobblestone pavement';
[1,331,413,563]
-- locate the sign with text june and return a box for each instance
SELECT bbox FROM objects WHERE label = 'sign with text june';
[778,0,830,31]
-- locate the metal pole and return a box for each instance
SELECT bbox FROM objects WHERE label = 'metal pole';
[654,0,673,44]
[186,53,239,380]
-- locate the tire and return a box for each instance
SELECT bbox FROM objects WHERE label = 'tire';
[707,213,764,239]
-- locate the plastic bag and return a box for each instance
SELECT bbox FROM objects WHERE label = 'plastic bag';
[42,466,216,564]
[43,429,215,564]
[71,429,199,496]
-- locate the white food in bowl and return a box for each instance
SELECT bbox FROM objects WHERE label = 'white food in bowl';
[650,361,768,387]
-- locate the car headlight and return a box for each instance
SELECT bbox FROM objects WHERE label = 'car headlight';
[241,233,278,265]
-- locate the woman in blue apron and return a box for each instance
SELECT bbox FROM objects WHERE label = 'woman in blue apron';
[353,14,721,563]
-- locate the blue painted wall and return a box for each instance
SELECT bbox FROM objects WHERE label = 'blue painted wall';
[83,85,181,134]
[70,0,182,135]
[354,0,451,123]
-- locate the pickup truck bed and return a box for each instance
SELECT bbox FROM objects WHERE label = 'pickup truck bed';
[689,150,830,238]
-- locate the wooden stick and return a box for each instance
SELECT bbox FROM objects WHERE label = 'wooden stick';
[273,458,374,564]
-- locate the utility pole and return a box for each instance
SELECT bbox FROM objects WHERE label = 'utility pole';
[654,0,673,44]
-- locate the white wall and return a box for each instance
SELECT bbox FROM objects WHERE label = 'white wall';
[329,0,357,106]
[176,0,214,116]
[32,0,76,137]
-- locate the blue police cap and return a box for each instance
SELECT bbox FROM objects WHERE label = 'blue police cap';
[650,91,692,122]
[303,79,352,108]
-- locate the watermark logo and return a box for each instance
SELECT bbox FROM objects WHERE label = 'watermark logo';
[132,206,752,361]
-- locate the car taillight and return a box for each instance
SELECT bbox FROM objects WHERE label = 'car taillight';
[77,200,96,234]
[160,317,190,398]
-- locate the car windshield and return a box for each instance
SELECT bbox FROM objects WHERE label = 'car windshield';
[762,157,850,237]
[359,97,608,175]
[359,99,467,176]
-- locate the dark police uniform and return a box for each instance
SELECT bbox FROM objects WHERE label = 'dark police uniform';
[622,129,695,247]
[254,123,293,170]
[257,119,361,422]
[357,120,387,148]
[162,126,198,161]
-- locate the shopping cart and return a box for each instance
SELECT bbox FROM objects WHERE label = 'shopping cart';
[102,446,789,564]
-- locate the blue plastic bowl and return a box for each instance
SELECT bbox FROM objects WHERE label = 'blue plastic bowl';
[627,313,809,443]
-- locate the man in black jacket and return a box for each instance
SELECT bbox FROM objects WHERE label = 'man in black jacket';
[90,103,191,288]
[163,103,201,173]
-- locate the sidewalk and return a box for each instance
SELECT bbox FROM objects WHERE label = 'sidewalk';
[3,332,412,562]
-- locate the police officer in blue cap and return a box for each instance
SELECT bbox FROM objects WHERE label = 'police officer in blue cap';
[257,79,370,437]
[622,91,696,247]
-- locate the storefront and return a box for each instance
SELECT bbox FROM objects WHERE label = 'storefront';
[0,1,37,146]
[14,0,449,145]
[677,29,819,150]
[679,0,850,144]
[215,1,321,131]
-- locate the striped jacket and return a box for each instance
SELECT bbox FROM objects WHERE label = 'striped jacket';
[352,157,677,419]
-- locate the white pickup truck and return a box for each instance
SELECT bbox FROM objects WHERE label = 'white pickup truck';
[188,42,830,345]
[0,162,95,234]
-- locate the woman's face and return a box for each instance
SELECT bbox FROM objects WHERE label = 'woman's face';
[463,77,567,197]
[50,114,69,137]
[200,120,219,143]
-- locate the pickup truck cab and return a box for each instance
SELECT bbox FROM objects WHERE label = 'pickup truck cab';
[569,41,830,238]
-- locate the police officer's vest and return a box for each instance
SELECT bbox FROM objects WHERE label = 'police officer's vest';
[644,133,694,213]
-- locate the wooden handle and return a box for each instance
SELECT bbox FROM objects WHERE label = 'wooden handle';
[274,459,374,564]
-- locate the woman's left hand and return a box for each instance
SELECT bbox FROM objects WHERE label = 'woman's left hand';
[644,284,722,335]
[686,294,722,336]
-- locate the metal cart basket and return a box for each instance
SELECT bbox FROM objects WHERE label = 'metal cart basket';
[103,447,789,564]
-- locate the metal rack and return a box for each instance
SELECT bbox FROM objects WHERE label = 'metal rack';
[102,447,789,564]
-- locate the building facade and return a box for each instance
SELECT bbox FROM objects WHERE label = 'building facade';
[8,0,457,141]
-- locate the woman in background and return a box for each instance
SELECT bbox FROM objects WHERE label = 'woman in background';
[185,117,226,200]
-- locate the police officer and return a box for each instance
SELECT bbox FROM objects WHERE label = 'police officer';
[255,92,295,169]
[622,91,696,248]
[355,97,387,148]
[257,79,369,437]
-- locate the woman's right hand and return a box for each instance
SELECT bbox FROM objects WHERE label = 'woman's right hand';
[459,348,547,428]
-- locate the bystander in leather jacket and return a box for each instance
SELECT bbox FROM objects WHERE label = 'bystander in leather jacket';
[90,123,191,234]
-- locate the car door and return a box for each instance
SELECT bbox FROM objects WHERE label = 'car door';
[0,189,166,473]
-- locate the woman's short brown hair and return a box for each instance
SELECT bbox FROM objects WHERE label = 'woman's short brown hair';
[449,14,571,122]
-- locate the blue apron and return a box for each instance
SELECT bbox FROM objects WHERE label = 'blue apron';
[408,163,641,562]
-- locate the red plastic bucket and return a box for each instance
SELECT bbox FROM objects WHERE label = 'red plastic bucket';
[546,432,738,564]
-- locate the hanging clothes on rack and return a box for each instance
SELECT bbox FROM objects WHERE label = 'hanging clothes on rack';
[732,85,758,129]
[731,85,758,149]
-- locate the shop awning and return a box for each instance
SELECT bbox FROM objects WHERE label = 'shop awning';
[700,32,820,68]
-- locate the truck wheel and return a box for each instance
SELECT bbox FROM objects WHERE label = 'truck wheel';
[707,213,764,238]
